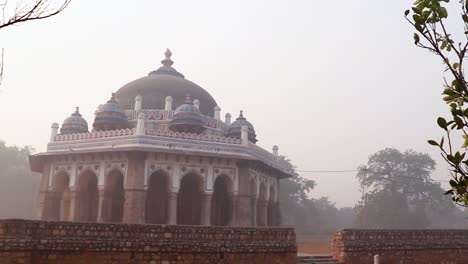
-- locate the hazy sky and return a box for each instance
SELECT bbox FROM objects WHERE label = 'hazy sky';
[0,0,456,207]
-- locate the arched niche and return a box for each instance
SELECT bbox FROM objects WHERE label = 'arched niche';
[177,172,203,225]
[76,170,99,222]
[51,171,70,221]
[145,170,169,224]
[104,169,125,223]
[211,175,233,226]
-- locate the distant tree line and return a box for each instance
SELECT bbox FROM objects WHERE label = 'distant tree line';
[0,140,39,219]
[280,148,468,235]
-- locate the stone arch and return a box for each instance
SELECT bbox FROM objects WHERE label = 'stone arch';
[51,171,70,221]
[103,169,125,223]
[257,181,268,226]
[177,172,204,225]
[75,170,99,222]
[211,174,234,226]
[267,184,277,226]
[145,170,170,224]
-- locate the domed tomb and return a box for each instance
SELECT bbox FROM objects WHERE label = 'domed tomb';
[93,93,129,131]
[170,94,205,134]
[60,107,89,134]
[114,49,218,116]
[226,111,257,143]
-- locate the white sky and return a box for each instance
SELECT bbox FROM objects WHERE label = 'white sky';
[0,0,456,207]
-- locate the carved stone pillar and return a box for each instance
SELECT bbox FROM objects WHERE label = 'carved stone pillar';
[228,193,237,226]
[275,201,282,226]
[123,189,146,224]
[201,193,212,226]
[258,200,268,227]
[251,197,258,227]
[68,187,79,222]
[97,188,107,223]
[167,192,178,225]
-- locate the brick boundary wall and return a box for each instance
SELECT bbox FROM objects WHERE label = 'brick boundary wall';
[332,229,468,264]
[0,219,297,264]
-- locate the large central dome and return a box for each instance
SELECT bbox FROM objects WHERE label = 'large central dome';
[115,49,218,116]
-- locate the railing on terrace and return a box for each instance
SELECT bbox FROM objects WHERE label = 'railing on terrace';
[144,129,241,144]
[53,128,135,142]
[125,110,227,130]
[51,128,287,172]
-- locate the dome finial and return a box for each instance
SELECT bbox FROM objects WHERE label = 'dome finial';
[162,49,174,67]
[239,110,244,117]
[73,107,82,116]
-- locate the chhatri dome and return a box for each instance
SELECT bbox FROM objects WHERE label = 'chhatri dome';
[30,49,291,228]
[60,107,88,134]
[115,49,218,116]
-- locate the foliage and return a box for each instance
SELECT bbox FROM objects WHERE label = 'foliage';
[0,140,40,219]
[355,148,460,228]
[406,0,468,206]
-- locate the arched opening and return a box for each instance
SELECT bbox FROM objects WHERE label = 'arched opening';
[104,170,125,223]
[76,170,99,222]
[257,182,267,226]
[249,178,257,226]
[52,172,70,221]
[267,185,277,226]
[211,175,233,226]
[177,172,203,225]
[145,170,169,224]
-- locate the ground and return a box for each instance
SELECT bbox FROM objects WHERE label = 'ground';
[297,235,333,255]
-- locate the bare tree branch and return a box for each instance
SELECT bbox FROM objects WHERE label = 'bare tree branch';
[0,0,71,86]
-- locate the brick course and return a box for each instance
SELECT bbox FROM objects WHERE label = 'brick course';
[333,229,468,264]
[0,219,296,264]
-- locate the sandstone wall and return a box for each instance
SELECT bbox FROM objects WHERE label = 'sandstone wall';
[333,229,468,264]
[0,219,296,264]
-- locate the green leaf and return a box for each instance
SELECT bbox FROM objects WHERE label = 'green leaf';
[414,33,420,45]
[437,117,448,130]
[463,14,468,22]
[450,179,458,187]
[439,7,448,18]
[454,62,460,69]
[428,140,439,146]
[454,115,465,128]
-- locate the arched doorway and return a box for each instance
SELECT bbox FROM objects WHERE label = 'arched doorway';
[52,172,70,221]
[76,170,99,222]
[177,172,203,225]
[211,175,233,226]
[145,170,169,224]
[249,178,257,226]
[257,182,267,226]
[267,185,276,226]
[104,170,125,223]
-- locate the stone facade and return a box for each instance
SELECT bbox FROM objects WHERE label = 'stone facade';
[33,151,283,227]
[0,219,297,264]
[333,229,468,264]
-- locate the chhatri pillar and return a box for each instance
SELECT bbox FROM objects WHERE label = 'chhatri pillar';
[167,191,178,225]
[201,192,212,226]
